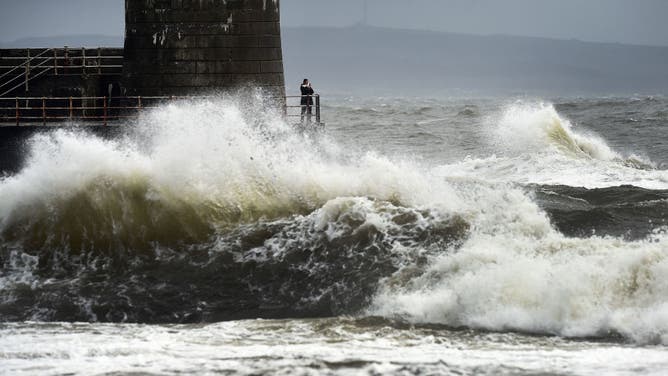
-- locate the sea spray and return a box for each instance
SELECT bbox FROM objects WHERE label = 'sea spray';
[0,96,465,322]
[0,97,461,249]
[492,102,618,160]
[369,227,668,344]
[436,102,667,189]
[0,96,667,346]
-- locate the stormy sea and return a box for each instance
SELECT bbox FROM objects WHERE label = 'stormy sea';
[1,93,667,375]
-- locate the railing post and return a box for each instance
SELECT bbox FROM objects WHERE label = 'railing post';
[81,48,86,75]
[138,96,142,111]
[15,97,19,126]
[64,46,69,74]
[103,96,108,126]
[97,48,102,75]
[315,94,321,125]
[69,96,73,119]
[24,49,30,92]
[42,97,46,126]
[53,49,58,75]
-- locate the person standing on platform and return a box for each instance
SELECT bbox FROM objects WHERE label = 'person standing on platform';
[300,79,314,123]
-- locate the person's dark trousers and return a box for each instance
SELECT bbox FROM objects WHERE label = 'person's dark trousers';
[301,104,312,123]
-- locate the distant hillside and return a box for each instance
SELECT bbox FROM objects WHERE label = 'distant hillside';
[3,27,667,96]
[282,26,668,95]
[0,35,123,48]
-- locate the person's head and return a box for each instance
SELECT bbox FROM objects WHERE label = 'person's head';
[302,79,309,85]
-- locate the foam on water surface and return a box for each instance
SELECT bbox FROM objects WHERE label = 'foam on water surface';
[0,95,667,350]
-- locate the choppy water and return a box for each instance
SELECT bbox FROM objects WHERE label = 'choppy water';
[1,93,667,375]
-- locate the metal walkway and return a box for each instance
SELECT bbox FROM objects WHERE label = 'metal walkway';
[0,95,322,126]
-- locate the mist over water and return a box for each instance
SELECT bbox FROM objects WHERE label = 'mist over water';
[1,93,668,375]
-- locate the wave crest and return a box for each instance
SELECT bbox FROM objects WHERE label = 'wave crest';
[369,222,668,344]
[495,103,654,168]
[2,96,668,345]
[0,98,460,251]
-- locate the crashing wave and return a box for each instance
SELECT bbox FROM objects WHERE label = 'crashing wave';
[1,96,668,345]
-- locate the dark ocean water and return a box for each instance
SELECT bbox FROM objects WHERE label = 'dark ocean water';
[1,95,667,375]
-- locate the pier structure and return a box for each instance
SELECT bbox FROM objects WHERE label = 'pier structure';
[0,0,324,173]
[0,0,286,108]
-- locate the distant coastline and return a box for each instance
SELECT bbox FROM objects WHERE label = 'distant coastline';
[3,26,668,95]
[282,26,668,95]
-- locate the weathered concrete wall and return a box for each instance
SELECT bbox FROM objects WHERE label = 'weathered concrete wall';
[123,0,285,97]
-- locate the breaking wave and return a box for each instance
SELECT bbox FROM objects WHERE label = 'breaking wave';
[0,97,453,250]
[494,103,654,167]
[436,103,668,189]
[369,207,668,345]
[1,96,668,345]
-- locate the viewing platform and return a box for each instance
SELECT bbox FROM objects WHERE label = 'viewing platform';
[0,0,295,129]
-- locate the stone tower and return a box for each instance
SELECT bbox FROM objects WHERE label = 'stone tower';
[122,0,285,97]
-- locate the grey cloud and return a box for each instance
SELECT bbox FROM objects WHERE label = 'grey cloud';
[1,0,667,47]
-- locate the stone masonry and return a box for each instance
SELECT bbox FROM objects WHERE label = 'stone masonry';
[123,0,285,97]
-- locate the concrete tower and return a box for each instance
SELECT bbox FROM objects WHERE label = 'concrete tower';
[122,0,285,97]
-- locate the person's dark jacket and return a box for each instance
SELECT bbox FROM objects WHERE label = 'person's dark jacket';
[300,84,314,105]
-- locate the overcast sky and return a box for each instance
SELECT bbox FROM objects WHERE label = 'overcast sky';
[1,0,667,46]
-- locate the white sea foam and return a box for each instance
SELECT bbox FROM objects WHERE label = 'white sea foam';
[3,320,668,375]
[369,184,668,344]
[436,102,668,189]
[1,96,667,344]
[492,103,618,160]
[0,97,461,231]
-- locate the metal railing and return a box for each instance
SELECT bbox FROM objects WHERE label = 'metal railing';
[285,94,321,125]
[0,48,55,97]
[0,94,322,126]
[0,47,123,97]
